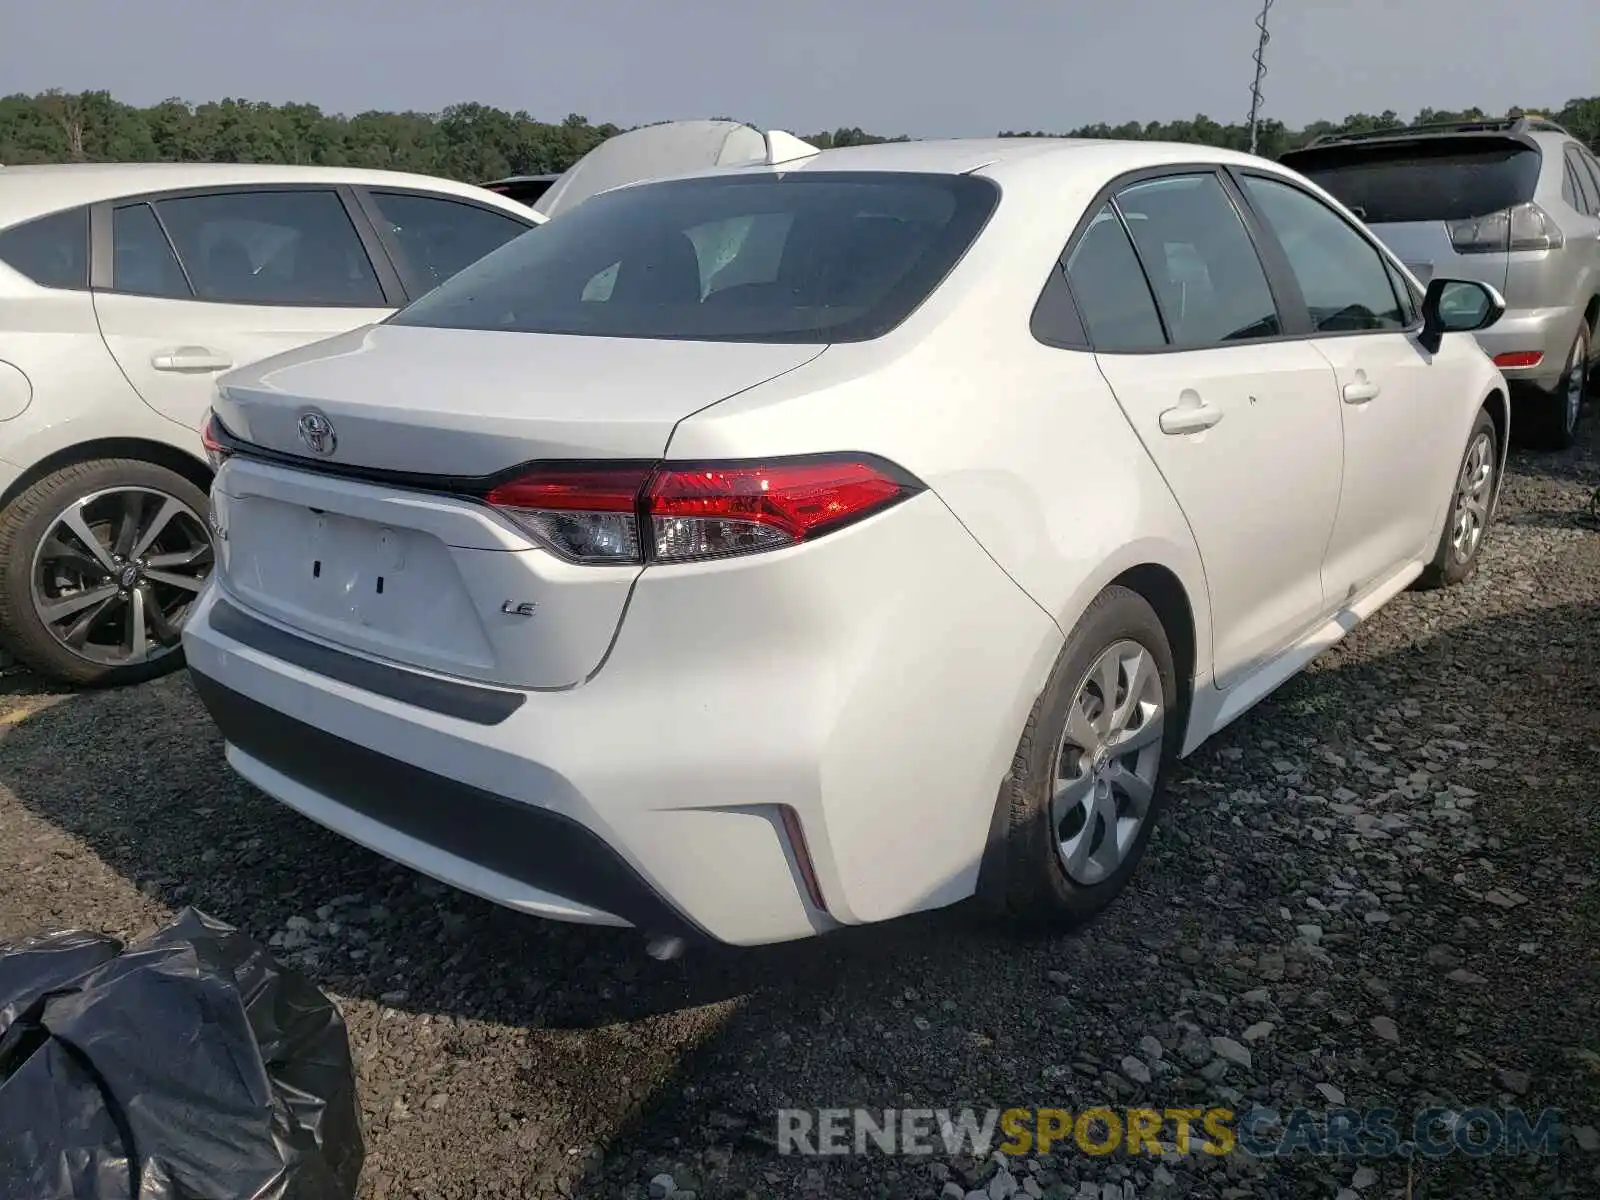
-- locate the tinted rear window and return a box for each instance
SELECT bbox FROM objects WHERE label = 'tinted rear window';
[1282,140,1542,223]
[0,207,89,289]
[389,172,1000,343]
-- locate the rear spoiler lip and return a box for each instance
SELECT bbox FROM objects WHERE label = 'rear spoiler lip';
[1281,129,1543,165]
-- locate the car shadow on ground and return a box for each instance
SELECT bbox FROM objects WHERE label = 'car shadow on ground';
[0,553,1597,1196]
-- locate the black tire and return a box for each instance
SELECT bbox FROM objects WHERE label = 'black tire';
[992,585,1182,929]
[1526,323,1589,451]
[0,458,213,688]
[1416,407,1498,591]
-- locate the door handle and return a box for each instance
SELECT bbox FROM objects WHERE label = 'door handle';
[151,347,234,373]
[1158,400,1224,435]
[1342,378,1381,404]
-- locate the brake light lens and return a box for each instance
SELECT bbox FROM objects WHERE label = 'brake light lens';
[1492,350,1544,369]
[200,409,231,470]
[483,456,921,565]
[1450,201,1564,254]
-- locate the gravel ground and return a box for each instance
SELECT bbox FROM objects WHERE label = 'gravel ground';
[2,419,1599,1200]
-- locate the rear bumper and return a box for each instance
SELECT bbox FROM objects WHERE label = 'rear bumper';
[189,666,705,940]
[182,491,1061,947]
[1473,305,1585,389]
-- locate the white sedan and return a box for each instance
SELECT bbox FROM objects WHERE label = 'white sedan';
[183,135,1510,948]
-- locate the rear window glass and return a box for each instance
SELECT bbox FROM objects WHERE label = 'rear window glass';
[0,207,89,289]
[388,172,1000,343]
[1283,140,1542,223]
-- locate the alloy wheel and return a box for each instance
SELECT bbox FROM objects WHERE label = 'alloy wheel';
[30,486,214,667]
[1051,639,1165,886]
[1450,430,1496,564]
[1566,335,1586,435]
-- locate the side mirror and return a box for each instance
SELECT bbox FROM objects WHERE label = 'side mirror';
[1419,278,1506,354]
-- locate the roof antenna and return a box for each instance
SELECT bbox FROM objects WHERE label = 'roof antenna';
[1247,0,1275,156]
[764,130,821,167]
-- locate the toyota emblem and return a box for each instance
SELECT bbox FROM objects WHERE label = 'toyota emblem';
[297,410,337,456]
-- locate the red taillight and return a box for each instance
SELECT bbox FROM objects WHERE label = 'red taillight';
[646,459,913,562]
[1492,350,1544,369]
[482,456,920,565]
[200,409,232,470]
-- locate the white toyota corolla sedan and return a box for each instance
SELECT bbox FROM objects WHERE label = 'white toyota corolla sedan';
[184,134,1510,949]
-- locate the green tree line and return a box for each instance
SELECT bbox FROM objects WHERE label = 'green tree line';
[2,90,1596,180]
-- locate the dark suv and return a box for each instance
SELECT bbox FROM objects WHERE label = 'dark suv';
[1282,117,1600,447]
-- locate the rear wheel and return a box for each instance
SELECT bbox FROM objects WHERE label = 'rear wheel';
[1527,324,1589,450]
[995,586,1181,929]
[1416,408,1498,590]
[0,459,215,687]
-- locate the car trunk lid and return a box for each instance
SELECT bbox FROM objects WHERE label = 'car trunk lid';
[213,323,824,475]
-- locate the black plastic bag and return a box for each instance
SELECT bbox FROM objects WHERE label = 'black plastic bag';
[0,907,363,1199]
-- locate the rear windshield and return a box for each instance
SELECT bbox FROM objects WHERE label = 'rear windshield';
[388,171,999,343]
[1282,139,1542,223]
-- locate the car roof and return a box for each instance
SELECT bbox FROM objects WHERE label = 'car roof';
[619,136,1291,192]
[0,162,536,229]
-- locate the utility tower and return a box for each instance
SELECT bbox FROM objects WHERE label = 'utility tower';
[1247,0,1274,156]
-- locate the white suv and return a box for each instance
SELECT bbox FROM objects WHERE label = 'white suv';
[0,163,540,685]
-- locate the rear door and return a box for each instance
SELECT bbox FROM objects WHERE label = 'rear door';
[91,186,399,434]
[1234,170,1464,596]
[1069,170,1345,689]
[351,188,535,300]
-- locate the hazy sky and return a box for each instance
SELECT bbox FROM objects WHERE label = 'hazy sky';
[6,0,1598,137]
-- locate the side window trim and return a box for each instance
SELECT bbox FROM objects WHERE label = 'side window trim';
[91,183,404,307]
[349,186,535,302]
[337,183,409,305]
[1209,168,1312,338]
[88,201,113,289]
[1227,166,1421,338]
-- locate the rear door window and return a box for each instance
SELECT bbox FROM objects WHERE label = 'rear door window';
[1284,140,1542,223]
[365,191,531,294]
[0,207,89,289]
[1112,173,1282,347]
[153,189,385,307]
